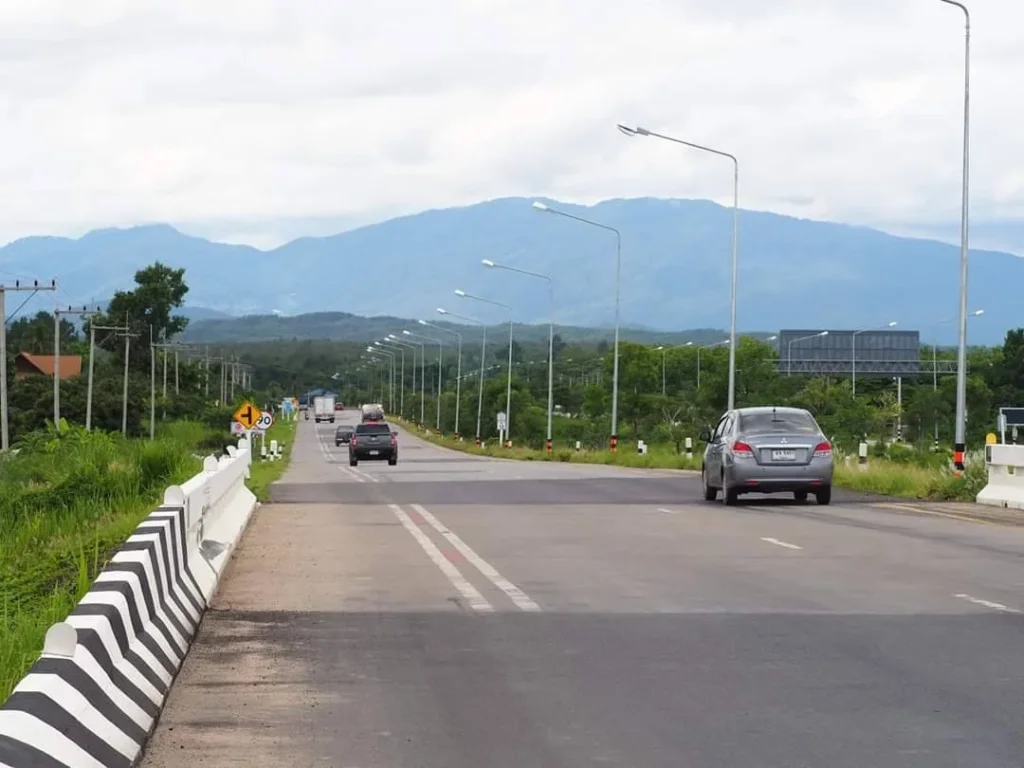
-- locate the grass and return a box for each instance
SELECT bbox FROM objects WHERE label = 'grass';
[246,414,298,501]
[395,418,986,502]
[0,420,222,704]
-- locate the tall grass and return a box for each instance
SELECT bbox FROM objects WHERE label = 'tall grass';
[0,420,221,703]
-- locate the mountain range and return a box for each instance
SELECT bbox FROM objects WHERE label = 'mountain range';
[0,197,1020,345]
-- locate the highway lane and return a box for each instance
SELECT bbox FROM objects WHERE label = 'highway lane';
[141,411,1024,767]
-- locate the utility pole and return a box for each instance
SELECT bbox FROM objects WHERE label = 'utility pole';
[151,339,190,420]
[53,305,100,429]
[92,317,138,435]
[89,320,130,432]
[149,326,156,440]
[1,279,57,451]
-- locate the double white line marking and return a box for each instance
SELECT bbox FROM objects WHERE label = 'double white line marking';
[389,502,541,613]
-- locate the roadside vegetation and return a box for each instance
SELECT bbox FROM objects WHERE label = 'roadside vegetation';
[0,263,294,703]
[0,419,232,702]
[394,418,988,502]
[247,415,299,501]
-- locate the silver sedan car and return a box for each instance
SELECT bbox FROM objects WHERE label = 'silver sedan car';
[700,406,834,506]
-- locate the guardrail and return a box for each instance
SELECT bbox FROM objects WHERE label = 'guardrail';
[977,444,1024,510]
[0,436,258,768]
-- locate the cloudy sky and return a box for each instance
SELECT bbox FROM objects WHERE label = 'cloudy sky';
[0,0,1021,249]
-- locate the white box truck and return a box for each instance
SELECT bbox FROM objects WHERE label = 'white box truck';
[313,395,336,423]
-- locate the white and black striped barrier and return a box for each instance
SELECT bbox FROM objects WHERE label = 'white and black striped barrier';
[0,436,258,768]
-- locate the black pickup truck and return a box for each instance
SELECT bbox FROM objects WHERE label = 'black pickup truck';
[349,422,398,466]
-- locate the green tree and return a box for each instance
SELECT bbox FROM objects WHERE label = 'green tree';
[99,263,189,369]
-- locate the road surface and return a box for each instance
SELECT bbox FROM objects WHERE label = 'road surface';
[141,413,1024,767]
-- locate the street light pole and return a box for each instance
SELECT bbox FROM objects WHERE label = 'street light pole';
[381,339,406,416]
[455,289,514,446]
[532,201,621,450]
[419,319,463,438]
[482,259,556,453]
[938,0,971,471]
[787,331,829,376]
[617,124,739,411]
[852,321,897,397]
[404,330,444,432]
[658,341,693,398]
[439,308,486,443]
[929,308,983,446]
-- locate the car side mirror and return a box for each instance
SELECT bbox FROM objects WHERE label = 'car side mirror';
[392,431,398,437]
[698,428,712,443]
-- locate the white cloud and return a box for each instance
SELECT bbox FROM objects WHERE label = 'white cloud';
[0,0,1020,247]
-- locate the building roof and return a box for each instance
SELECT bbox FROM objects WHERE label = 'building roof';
[17,352,83,379]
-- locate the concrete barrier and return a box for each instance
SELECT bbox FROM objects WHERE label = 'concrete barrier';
[0,436,257,768]
[976,444,1024,510]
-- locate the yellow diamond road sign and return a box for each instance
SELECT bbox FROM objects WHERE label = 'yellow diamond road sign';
[233,401,261,430]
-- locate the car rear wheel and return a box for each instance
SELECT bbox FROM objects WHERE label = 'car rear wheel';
[349,458,358,467]
[722,471,739,506]
[815,486,832,506]
[388,458,397,466]
[701,467,718,501]
[794,491,808,502]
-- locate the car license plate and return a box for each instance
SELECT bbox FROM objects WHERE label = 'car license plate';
[369,450,379,456]
[772,450,796,461]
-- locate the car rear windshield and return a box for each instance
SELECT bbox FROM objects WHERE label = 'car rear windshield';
[355,423,391,435]
[739,411,819,434]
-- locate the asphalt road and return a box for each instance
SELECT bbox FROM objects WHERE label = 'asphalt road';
[141,412,1024,767]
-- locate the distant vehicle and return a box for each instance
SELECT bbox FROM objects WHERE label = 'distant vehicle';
[313,395,336,423]
[349,422,398,466]
[334,402,345,411]
[361,403,385,423]
[335,425,355,446]
[699,406,833,506]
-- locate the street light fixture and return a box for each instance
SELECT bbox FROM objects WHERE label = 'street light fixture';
[482,257,556,453]
[617,123,740,412]
[938,0,972,472]
[438,307,487,443]
[455,288,514,446]
[787,331,829,376]
[532,200,622,451]
[852,321,897,397]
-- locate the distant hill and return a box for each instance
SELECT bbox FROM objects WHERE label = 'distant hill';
[179,310,744,347]
[1,198,1021,345]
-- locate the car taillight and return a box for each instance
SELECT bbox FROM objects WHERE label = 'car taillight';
[390,435,397,446]
[350,436,357,446]
[732,440,754,457]
[814,440,832,458]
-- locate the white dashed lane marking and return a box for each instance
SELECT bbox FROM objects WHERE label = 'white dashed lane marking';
[760,537,803,550]
[954,593,1021,613]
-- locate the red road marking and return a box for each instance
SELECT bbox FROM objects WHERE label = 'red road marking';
[407,509,425,525]
[442,547,464,563]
